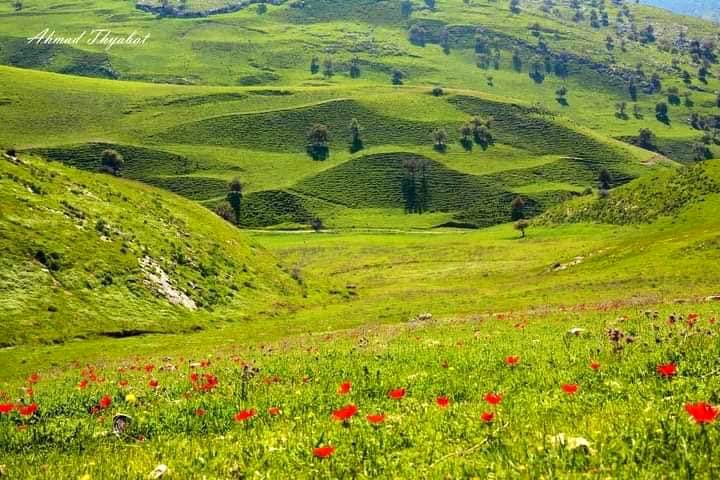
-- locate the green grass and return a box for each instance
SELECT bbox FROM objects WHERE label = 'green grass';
[0,154,329,346]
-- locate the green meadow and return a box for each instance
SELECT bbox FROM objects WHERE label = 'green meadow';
[2,0,720,477]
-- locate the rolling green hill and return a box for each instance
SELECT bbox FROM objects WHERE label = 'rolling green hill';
[0,153,330,346]
[2,0,719,229]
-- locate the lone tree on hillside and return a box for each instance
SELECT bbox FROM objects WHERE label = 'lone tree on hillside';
[311,217,324,232]
[512,49,523,72]
[459,123,473,151]
[310,56,320,75]
[510,0,521,14]
[510,195,525,221]
[598,168,612,191]
[323,58,334,79]
[100,149,124,176]
[392,69,404,85]
[401,157,430,214]
[349,56,361,78]
[227,178,243,225]
[514,219,529,238]
[655,101,669,124]
[349,118,363,153]
[615,101,628,119]
[556,86,568,106]
[307,123,330,160]
[636,128,656,150]
[432,128,448,152]
[470,116,494,150]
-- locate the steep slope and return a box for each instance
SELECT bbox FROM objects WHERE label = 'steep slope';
[0,153,326,346]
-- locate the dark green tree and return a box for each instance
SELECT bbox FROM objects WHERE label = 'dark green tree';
[310,56,320,75]
[100,149,124,176]
[655,101,669,124]
[307,124,330,160]
[510,195,525,221]
[392,69,404,85]
[227,178,243,224]
[598,168,612,190]
[349,118,363,153]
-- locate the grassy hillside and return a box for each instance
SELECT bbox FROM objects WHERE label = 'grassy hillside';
[2,0,719,228]
[0,153,331,346]
[540,159,720,225]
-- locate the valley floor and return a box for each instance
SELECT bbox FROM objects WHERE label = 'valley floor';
[2,218,720,478]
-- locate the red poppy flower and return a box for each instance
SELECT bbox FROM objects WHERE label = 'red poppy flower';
[337,381,352,395]
[190,372,200,383]
[388,388,406,400]
[118,380,128,388]
[18,403,37,417]
[99,395,112,409]
[657,363,677,378]
[561,384,579,395]
[148,379,159,389]
[484,392,503,405]
[0,403,14,414]
[481,411,494,423]
[332,404,358,422]
[27,373,40,384]
[685,402,718,424]
[366,413,385,424]
[313,445,335,458]
[268,406,281,416]
[200,374,218,392]
[144,364,155,373]
[505,356,521,366]
[78,379,89,389]
[25,388,33,397]
[436,396,450,408]
[195,408,206,417]
[234,408,257,422]
[590,361,601,371]
[200,359,211,368]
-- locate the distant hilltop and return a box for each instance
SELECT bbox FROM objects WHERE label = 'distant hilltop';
[642,0,720,22]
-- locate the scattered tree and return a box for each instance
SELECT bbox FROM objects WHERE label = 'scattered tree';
[307,124,330,160]
[510,195,525,221]
[512,49,523,72]
[322,58,334,79]
[409,24,426,46]
[100,149,124,176]
[459,123,473,151]
[349,56,361,78]
[256,2,267,14]
[615,101,628,119]
[402,158,430,214]
[311,217,324,232]
[431,86,444,97]
[556,86,568,106]
[655,101,669,124]
[510,0,521,15]
[227,178,243,224]
[349,118,363,153]
[470,116,494,150]
[636,128,656,150]
[310,56,320,75]
[598,168,612,190]
[628,81,637,102]
[692,142,713,161]
[392,69,404,85]
[432,128,448,152]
